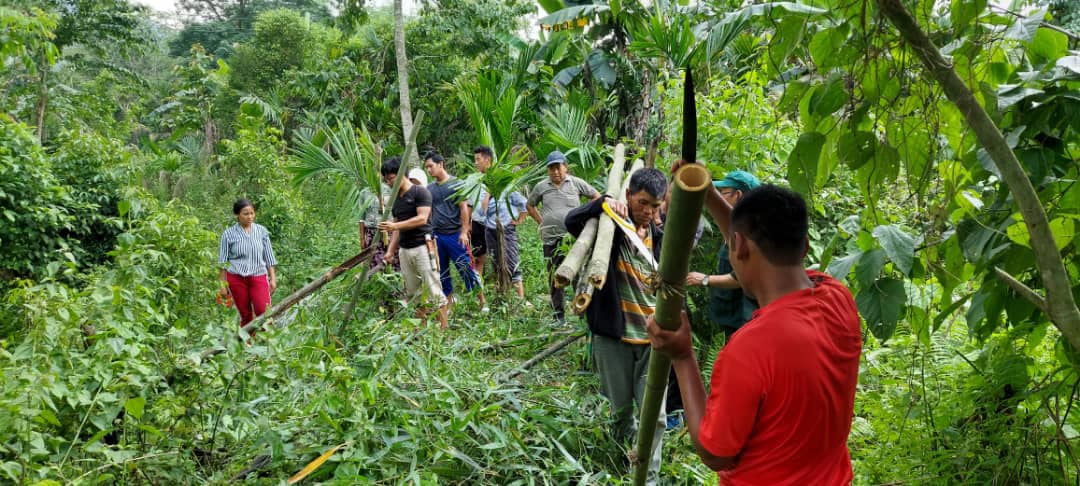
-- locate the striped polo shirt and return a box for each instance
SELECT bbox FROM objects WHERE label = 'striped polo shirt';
[218,223,278,277]
[615,233,656,344]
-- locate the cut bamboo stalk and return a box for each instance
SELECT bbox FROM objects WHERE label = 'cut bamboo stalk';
[632,163,711,485]
[586,144,627,289]
[554,217,598,288]
[502,330,587,381]
[570,285,596,315]
[200,246,376,361]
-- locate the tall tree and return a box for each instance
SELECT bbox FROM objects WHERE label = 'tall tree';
[17,0,145,142]
[392,0,418,166]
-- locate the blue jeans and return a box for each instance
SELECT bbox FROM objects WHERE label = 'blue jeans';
[434,232,481,296]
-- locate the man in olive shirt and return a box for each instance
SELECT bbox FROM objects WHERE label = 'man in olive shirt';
[527,150,600,323]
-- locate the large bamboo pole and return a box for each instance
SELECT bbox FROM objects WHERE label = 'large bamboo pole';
[586,144,627,289]
[632,163,711,485]
[554,218,598,288]
[622,159,644,193]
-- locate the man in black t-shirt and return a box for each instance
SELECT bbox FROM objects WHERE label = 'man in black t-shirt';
[378,156,449,328]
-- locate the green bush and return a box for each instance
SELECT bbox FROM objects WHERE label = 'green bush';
[0,116,73,280]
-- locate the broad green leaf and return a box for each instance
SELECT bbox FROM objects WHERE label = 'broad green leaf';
[837,130,877,170]
[1003,7,1045,42]
[950,0,987,34]
[996,84,1044,111]
[124,396,146,420]
[538,5,608,30]
[856,278,906,341]
[810,77,847,117]
[1058,55,1080,75]
[768,16,807,76]
[966,283,1006,341]
[856,248,886,285]
[827,250,862,281]
[1049,217,1075,250]
[808,25,848,69]
[1026,27,1068,66]
[586,51,616,89]
[786,132,825,195]
[872,225,916,275]
[1007,218,1031,248]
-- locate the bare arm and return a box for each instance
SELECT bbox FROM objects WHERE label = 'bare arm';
[687,272,742,289]
[648,313,738,472]
[385,228,401,263]
[380,206,431,232]
[267,266,277,293]
[459,201,472,247]
[527,204,543,225]
[670,353,738,471]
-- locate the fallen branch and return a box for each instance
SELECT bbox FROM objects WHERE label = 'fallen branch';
[200,247,375,361]
[478,328,579,351]
[502,330,587,380]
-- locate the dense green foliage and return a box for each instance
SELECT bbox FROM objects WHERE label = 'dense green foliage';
[2,0,1079,483]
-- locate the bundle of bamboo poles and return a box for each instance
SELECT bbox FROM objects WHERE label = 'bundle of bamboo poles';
[553,144,646,315]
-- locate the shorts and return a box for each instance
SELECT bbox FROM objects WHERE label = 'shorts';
[470,220,488,257]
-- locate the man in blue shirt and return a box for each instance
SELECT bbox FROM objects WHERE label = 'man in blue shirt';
[424,152,488,312]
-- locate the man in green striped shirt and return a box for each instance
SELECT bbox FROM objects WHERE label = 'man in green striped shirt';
[565,168,668,484]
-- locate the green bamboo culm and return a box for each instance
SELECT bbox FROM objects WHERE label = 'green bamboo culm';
[632,163,711,485]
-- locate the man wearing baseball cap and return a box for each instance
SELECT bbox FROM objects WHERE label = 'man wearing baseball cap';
[527,150,600,324]
[686,170,761,340]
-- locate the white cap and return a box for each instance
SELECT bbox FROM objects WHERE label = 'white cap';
[407,168,428,187]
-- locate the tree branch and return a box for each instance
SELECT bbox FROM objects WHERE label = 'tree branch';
[994,266,1047,314]
[876,0,1080,354]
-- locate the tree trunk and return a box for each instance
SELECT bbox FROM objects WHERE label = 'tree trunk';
[876,0,1080,354]
[494,201,511,294]
[633,163,711,485]
[35,55,48,144]
[393,0,420,167]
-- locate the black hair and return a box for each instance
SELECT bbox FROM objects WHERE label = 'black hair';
[626,168,668,199]
[233,198,254,215]
[381,155,402,177]
[472,146,493,159]
[731,184,808,266]
[424,152,445,165]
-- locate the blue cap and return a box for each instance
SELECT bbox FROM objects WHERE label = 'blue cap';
[713,170,760,192]
[545,150,567,166]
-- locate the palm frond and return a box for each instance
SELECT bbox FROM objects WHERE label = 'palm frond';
[287,120,382,215]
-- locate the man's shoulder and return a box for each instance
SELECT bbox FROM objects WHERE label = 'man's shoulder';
[570,175,594,190]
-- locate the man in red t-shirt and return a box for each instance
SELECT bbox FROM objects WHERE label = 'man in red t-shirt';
[648,178,861,485]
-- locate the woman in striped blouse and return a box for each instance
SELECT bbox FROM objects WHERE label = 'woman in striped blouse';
[218,199,278,327]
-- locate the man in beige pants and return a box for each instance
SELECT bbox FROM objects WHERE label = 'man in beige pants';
[378,156,449,328]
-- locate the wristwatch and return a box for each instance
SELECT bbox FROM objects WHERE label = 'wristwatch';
[701,275,709,287]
